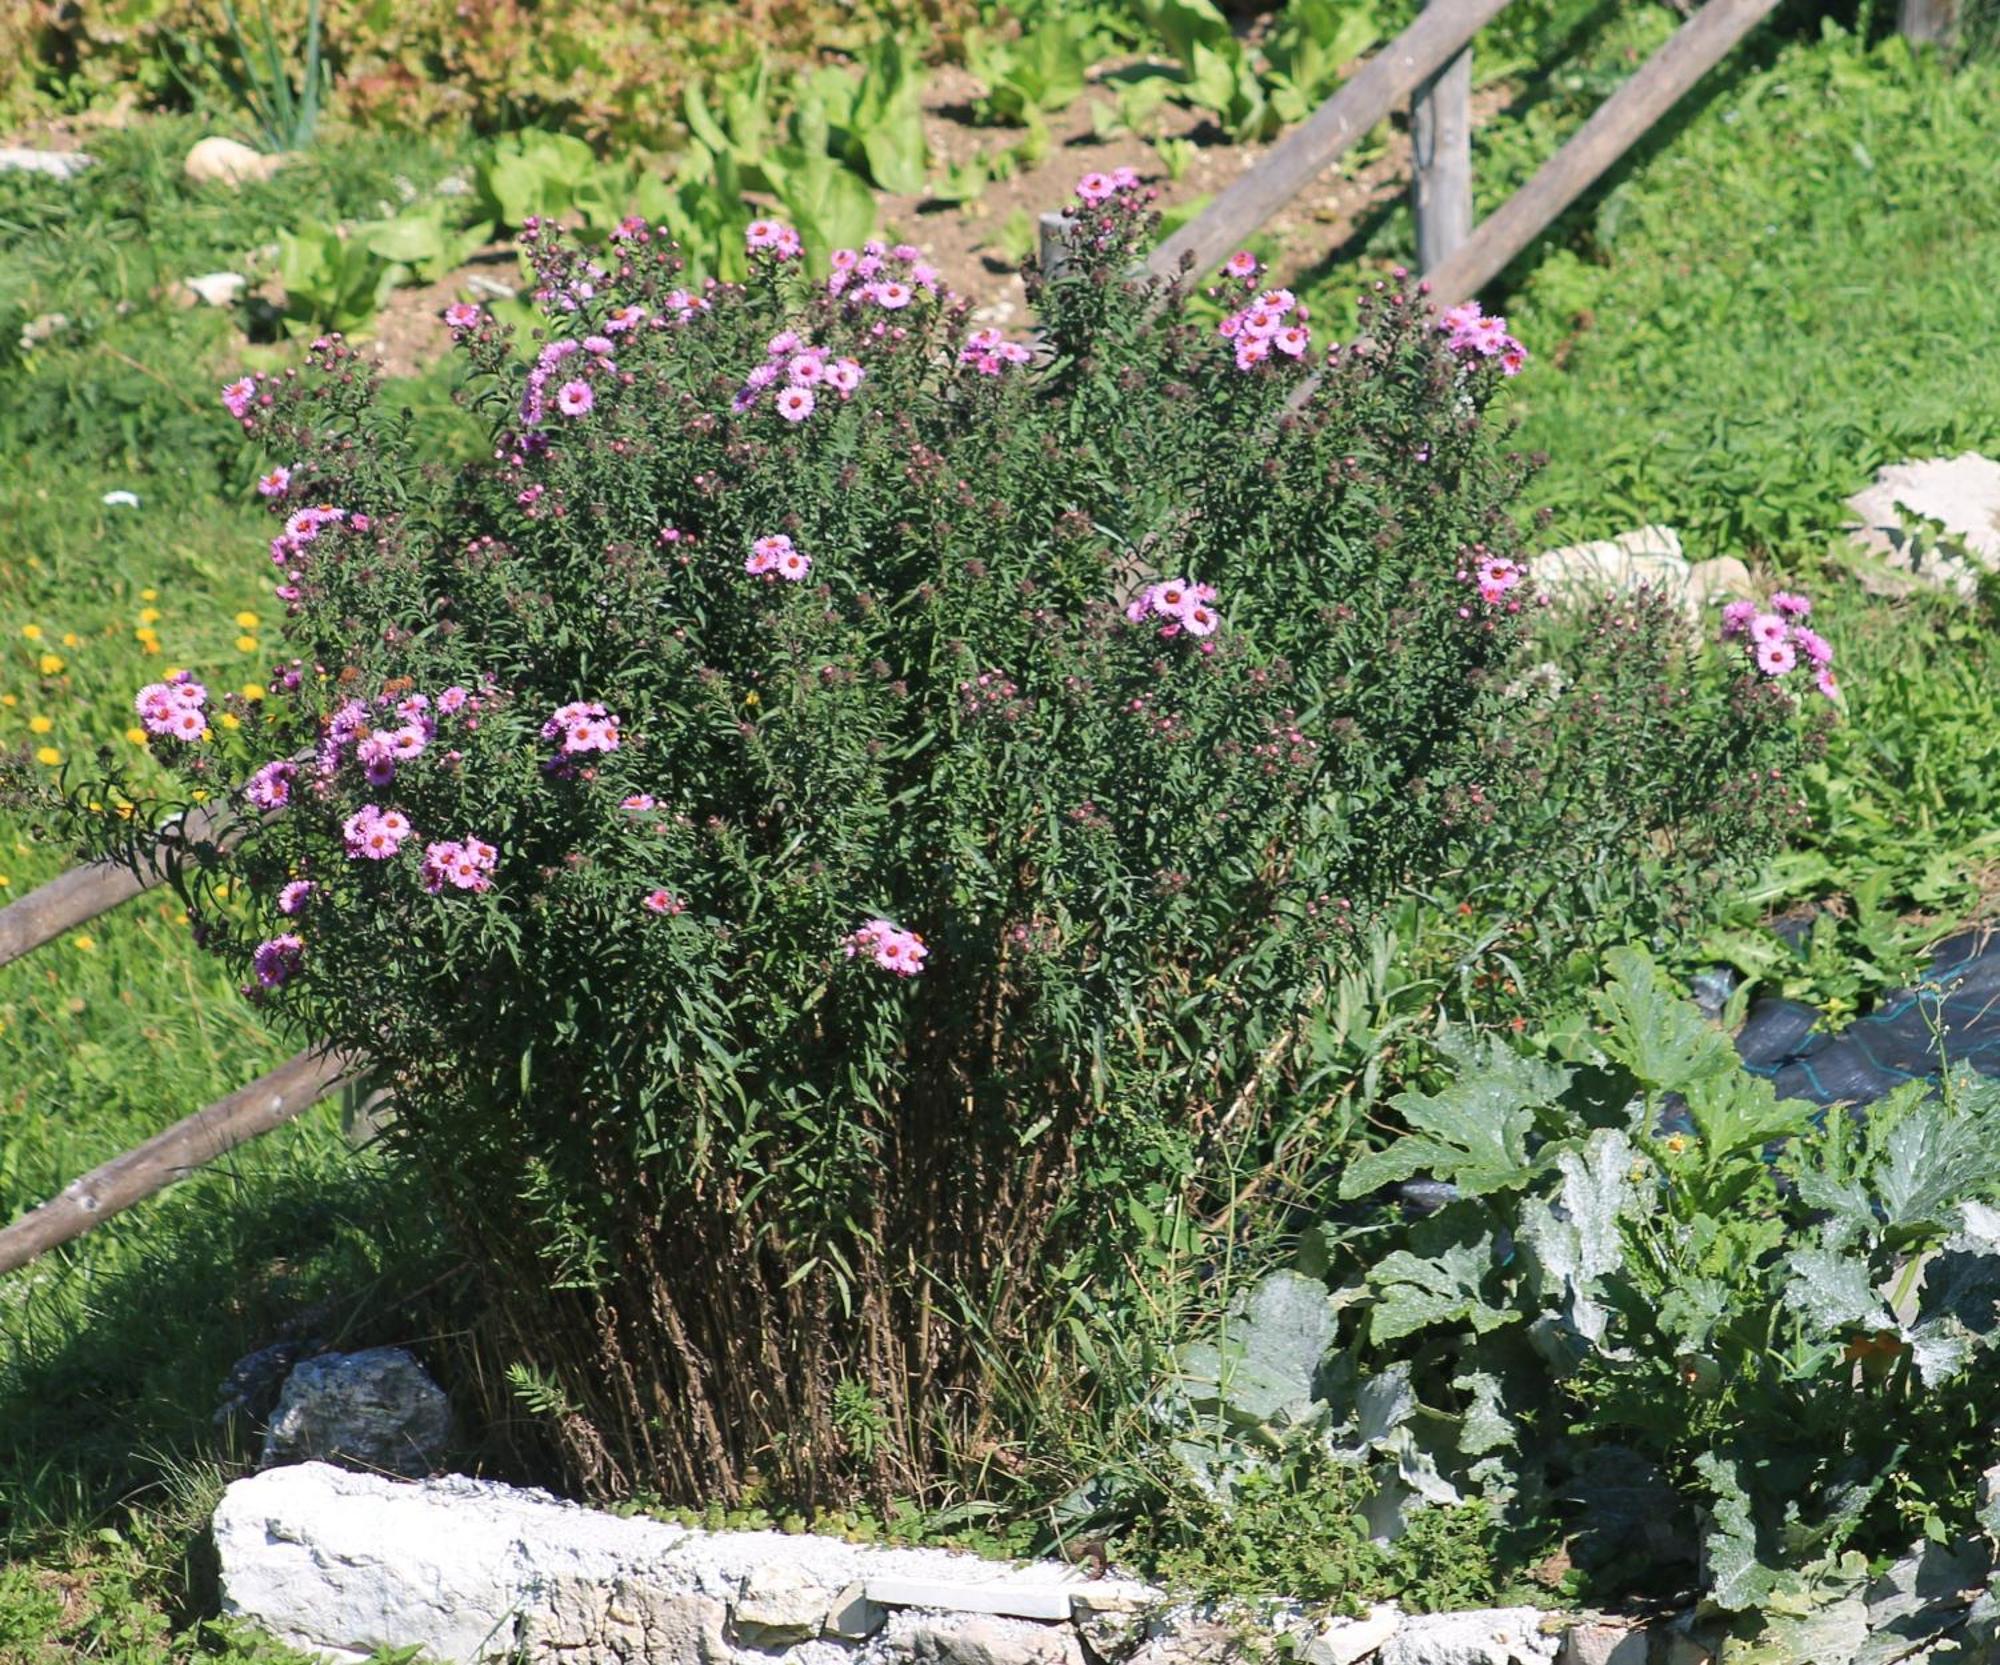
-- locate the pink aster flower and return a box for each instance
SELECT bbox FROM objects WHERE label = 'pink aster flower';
[1224,250,1259,280]
[1183,603,1219,637]
[251,934,304,988]
[169,706,206,741]
[583,334,615,357]
[1815,667,1840,699]
[343,804,411,861]
[1274,326,1310,358]
[767,329,804,357]
[643,888,685,915]
[1720,599,1758,639]
[277,879,314,915]
[1076,172,1115,204]
[845,917,927,976]
[606,303,646,332]
[444,302,482,330]
[222,377,256,417]
[868,281,912,310]
[437,686,469,714]
[1757,639,1798,677]
[1793,626,1833,667]
[1476,555,1524,605]
[1772,591,1812,620]
[356,732,398,786]
[746,218,787,250]
[244,759,297,810]
[747,534,793,575]
[788,352,827,385]
[1235,337,1272,371]
[555,380,595,417]
[622,793,657,811]
[1748,613,1788,648]
[826,358,864,396]
[776,548,812,581]
[1110,165,1141,191]
[257,465,292,498]
[776,385,816,422]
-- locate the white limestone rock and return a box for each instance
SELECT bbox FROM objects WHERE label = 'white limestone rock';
[1847,452,2000,598]
[0,148,95,180]
[1530,526,1752,622]
[185,136,288,186]
[1556,1621,1647,1665]
[214,1464,1159,1665]
[179,271,248,308]
[1302,1603,1403,1664]
[1378,1608,1560,1665]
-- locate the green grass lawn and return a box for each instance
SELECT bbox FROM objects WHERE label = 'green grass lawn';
[4,20,2000,1655]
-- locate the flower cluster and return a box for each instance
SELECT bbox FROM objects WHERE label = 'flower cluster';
[1722,592,1837,697]
[1075,166,1143,203]
[1218,285,1312,371]
[136,673,209,741]
[244,758,297,810]
[1438,301,1527,376]
[731,329,865,420]
[643,887,686,915]
[745,217,804,259]
[825,240,943,305]
[959,328,1035,375]
[250,933,304,988]
[543,700,622,761]
[522,336,618,426]
[845,917,928,977]
[421,836,499,895]
[956,671,1031,724]
[1124,578,1220,639]
[343,804,414,860]
[744,533,812,582]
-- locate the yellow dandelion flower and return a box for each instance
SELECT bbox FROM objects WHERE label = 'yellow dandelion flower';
[34,745,61,766]
[0,876,9,888]
[138,607,162,625]
[0,695,13,707]
[126,725,148,745]
[234,611,260,630]
[218,711,242,730]
[28,716,51,734]
[241,684,265,702]
[73,935,96,952]
[191,789,209,802]
[61,632,79,648]
[235,635,259,654]
[38,653,63,675]
[20,624,42,641]
[213,881,230,900]
[86,800,102,813]
[164,666,181,679]
[141,588,158,601]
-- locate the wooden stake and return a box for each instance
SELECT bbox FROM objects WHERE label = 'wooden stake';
[1148,0,1516,283]
[1412,2,1475,275]
[1899,0,1956,43]
[1424,0,1782,306]
[0,1047,355,1277]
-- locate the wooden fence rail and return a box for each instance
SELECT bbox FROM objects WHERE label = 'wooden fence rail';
[4,0,1848,1275]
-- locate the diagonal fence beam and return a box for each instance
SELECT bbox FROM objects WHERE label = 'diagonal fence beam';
[0,1047,356,1277]
[0,802,239,970]
[1423,0,1783,303]
[1147,0,1516,284]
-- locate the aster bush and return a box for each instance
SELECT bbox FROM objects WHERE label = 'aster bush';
[51,178,1826,1508]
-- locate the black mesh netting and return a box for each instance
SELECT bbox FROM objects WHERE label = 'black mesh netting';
[1734,925,2000,1105]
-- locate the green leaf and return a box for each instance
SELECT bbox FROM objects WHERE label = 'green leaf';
[1338,1032,1568,1199]
[1783,1243,1889,1336]
[1697,1452,1793,1612]
[1594,945,1737,1092]
[1368,1208,1518,1343]
[1682,1070,1815,1167]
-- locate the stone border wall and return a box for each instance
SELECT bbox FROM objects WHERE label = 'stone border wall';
[214,1464,1682,1665]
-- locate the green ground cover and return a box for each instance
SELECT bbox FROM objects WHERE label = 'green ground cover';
[3,10,2000,1659]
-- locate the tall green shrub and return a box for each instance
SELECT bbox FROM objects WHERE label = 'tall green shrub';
[54,181,1817,1506]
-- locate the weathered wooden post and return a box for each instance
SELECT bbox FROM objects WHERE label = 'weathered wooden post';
[1038,211,1073,283]
[1899,0,1956,44]
[1411,0,1474,274]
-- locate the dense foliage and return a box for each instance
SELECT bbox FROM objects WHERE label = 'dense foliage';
[45,179,1820,1508]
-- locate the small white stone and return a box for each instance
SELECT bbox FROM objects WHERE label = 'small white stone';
[185,136,288,186]
[1848,452,2000,598]
[0,148,95,180]
[1302,1603,1402,1665]
[465,274,518,302]
[102,490,141,508]
[1557,1622,1647,1665]
[732,1559,838,1645]
[182,272,248,307]
[825,1580,887,1640]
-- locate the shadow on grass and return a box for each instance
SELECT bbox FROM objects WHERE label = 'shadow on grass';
[0,1107,466,1562]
